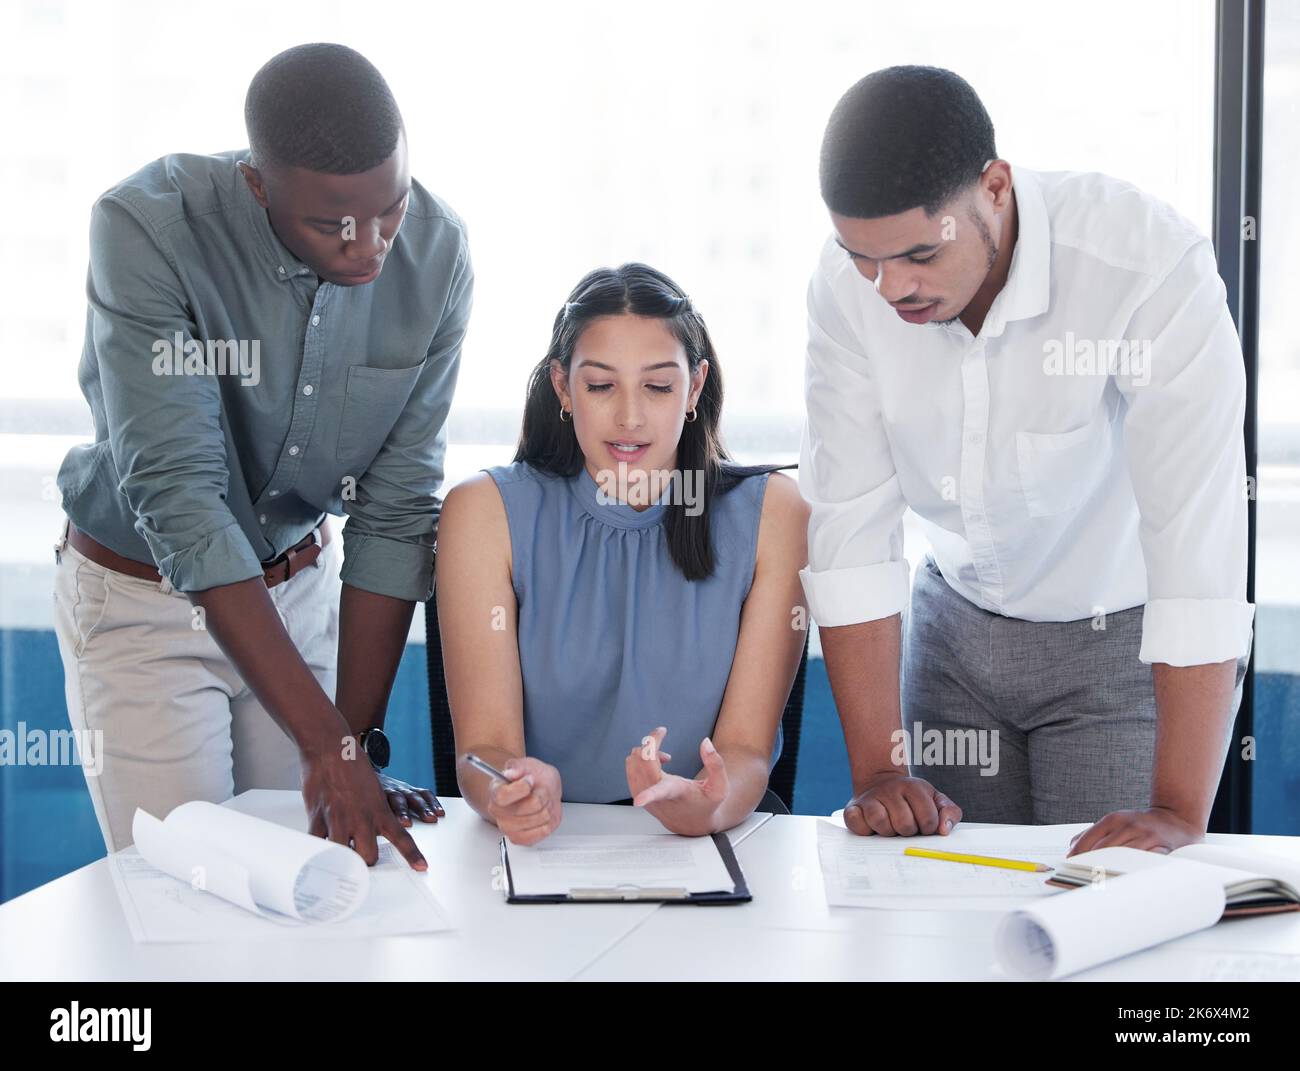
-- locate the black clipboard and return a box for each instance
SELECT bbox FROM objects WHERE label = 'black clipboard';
[501,832,752,905]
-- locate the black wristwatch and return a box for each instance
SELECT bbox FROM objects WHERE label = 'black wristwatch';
[357,727,391,771]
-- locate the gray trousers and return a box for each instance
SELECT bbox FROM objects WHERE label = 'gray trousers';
[900,557,1250,825]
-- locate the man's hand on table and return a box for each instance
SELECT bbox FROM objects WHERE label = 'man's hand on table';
[377,772,445,827]
[301,739,430,871]
[843,771,963,837]
[1067,806,1204,856]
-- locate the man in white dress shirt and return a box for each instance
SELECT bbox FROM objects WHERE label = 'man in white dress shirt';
[799,66,1254,855]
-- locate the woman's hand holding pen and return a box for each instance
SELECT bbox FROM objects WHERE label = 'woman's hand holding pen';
[488,757,564,846]
[625,726,728,837]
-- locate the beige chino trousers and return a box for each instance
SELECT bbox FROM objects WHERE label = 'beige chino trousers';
[51,519,341,852]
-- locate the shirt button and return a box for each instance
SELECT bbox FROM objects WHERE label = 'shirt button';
[311,315,320,326]
[302,384,314,396]
[269,490,279,497]
[967,432,983,445]
[259,514,267,524]
[277,266,286,275]
[289,445,300,456]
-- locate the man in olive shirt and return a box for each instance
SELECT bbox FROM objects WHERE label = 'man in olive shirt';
[53,44,472,869]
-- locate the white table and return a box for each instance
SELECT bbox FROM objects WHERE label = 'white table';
[2,790,1298,981]
[575,810,1300,982]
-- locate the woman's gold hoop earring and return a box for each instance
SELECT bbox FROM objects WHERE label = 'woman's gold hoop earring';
[559,405,571,423]
[685,409,698,423]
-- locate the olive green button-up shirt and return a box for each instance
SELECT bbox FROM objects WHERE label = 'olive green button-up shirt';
[58,148,472,600]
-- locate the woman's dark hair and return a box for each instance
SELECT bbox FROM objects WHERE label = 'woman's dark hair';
[515,262,792,582]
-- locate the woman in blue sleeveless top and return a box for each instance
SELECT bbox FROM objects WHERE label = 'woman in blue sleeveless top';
[436,263,809,844]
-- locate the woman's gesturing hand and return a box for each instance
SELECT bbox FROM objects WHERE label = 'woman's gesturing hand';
[625,726,728,837]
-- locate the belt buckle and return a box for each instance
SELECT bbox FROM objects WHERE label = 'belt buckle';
[266,529,317,587]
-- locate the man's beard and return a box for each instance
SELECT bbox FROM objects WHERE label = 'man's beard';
[971,207,1000,270]
[936,209,999,325]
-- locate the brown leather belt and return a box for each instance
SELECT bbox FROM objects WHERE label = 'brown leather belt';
[66,521,329,589]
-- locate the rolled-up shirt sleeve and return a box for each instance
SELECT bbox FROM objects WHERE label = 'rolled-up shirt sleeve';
[1118,237,1255,666]
[87,195,265,591]
[340,233,474,602]
[798,257,910,626]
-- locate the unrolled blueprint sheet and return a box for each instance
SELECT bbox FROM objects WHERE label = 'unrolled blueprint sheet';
[817,820,1072,910]
[111,840,451,943]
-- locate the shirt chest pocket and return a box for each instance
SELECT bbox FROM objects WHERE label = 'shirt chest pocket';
[336,360,427,463]
[1014,409,1114,518]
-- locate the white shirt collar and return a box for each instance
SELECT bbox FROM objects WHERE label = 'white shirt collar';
[944,164,1051,340]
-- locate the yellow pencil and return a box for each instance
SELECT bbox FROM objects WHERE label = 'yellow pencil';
[903,847,1052,873]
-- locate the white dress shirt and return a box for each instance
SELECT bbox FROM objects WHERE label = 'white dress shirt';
[798,165,1254,667]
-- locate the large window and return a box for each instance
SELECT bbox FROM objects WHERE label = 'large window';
[0,0,1217,618]
[1253,0,1300,833]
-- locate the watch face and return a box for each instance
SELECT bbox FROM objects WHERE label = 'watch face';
[364,729,391,769]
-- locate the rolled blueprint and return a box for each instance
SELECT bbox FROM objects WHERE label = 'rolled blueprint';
[132,800,370,923]
[995,858,1227,980]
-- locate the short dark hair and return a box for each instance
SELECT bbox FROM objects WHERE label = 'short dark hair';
[244,43,403,175]
[819,65,996,218]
